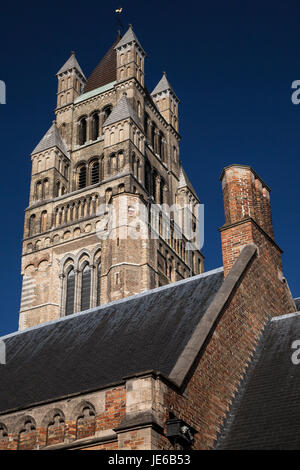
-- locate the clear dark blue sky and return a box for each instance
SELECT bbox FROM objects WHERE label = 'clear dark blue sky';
[0,0,299,335]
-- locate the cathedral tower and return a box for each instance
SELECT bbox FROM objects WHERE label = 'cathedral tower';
[19,26,204,330]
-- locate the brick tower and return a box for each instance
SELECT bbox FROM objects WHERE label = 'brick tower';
[19,26,204,330]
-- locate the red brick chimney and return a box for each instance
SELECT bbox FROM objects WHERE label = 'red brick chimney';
[219,164,280,276]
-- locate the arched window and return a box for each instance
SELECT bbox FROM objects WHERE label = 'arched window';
[78,117,87,145]
[56,181,60,197]
[151,123,155,149]
[76,405,95,440]
[144,159,151,195]
[43,179,49,199]
[90,160,100,185]
[91,113,99,141]
[18,419,36,450]
[64,163,68,179]
[78,164,87,189]
[103,105,112,121]
[81,264,91,311]
[46,413,65,446]
[160,178,165,205]
[29,214,36,236]
[0,423,8,448]
[65,268,75,316]
[144,112,149,134]
[173,146,178,161]
[36,181,42,200]
[137,101,141,117]
[132,153,136,174]
[110,153,117,173]
[96,263,101,306]
[152,170,157,201]
[159,132,164,160]
[41,211,47,233]
[105,188,112,204]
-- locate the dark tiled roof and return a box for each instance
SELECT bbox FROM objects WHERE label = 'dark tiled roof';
[217,312,300,450]
[0,269,224,414]
[84,34,121,93]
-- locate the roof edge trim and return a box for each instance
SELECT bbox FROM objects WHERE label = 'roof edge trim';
[271,311,300,322]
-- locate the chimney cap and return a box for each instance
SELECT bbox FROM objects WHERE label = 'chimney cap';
[220,164,271,192]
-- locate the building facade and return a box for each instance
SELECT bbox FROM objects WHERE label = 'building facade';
[0,27,298,451]
[20,26,204,330]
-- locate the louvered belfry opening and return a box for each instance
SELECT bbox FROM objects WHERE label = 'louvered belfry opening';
[96,263,101,306]
[66,268,75,316]
[91,160,100,185]
[91,113,99,141]
[78,118,87,145]
[81,264,91,311]
[78,165,87,189]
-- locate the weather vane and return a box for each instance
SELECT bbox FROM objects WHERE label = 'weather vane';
[115,6,124,35]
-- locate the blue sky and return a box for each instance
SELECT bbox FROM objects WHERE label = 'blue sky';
[0,0,299,335]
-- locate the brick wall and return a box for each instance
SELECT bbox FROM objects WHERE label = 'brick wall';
[156,245,295,449]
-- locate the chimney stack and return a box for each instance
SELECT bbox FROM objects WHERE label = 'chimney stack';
[219,165,277,276]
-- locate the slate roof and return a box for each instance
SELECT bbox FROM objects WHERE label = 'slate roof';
[84,34,121,93]
[0,268,224,414]
[57,52,86,79]
[216,310,300,450]
[31,122,69,156]
[115,25,145,55]
[151,72,178,102]
[103,93,141,128]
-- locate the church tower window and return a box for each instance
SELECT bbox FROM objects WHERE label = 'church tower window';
[90,160,100,185]
[96,263,101,306]
[78,117,87,145]
[78,164,87,189]
[91,112,99,141]
[81,264,91,311]
[65,268,75,316]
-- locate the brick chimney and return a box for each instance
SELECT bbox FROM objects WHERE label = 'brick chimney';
[219,164,280,276]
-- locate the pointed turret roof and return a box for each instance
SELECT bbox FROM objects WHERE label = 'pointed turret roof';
[84,34,121,93]
[103,93,141,128]
[57,52,86,79]
[31,122,69,157]
[115,24,145,55]
[178,167,197,198]
[151,72,179,102]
